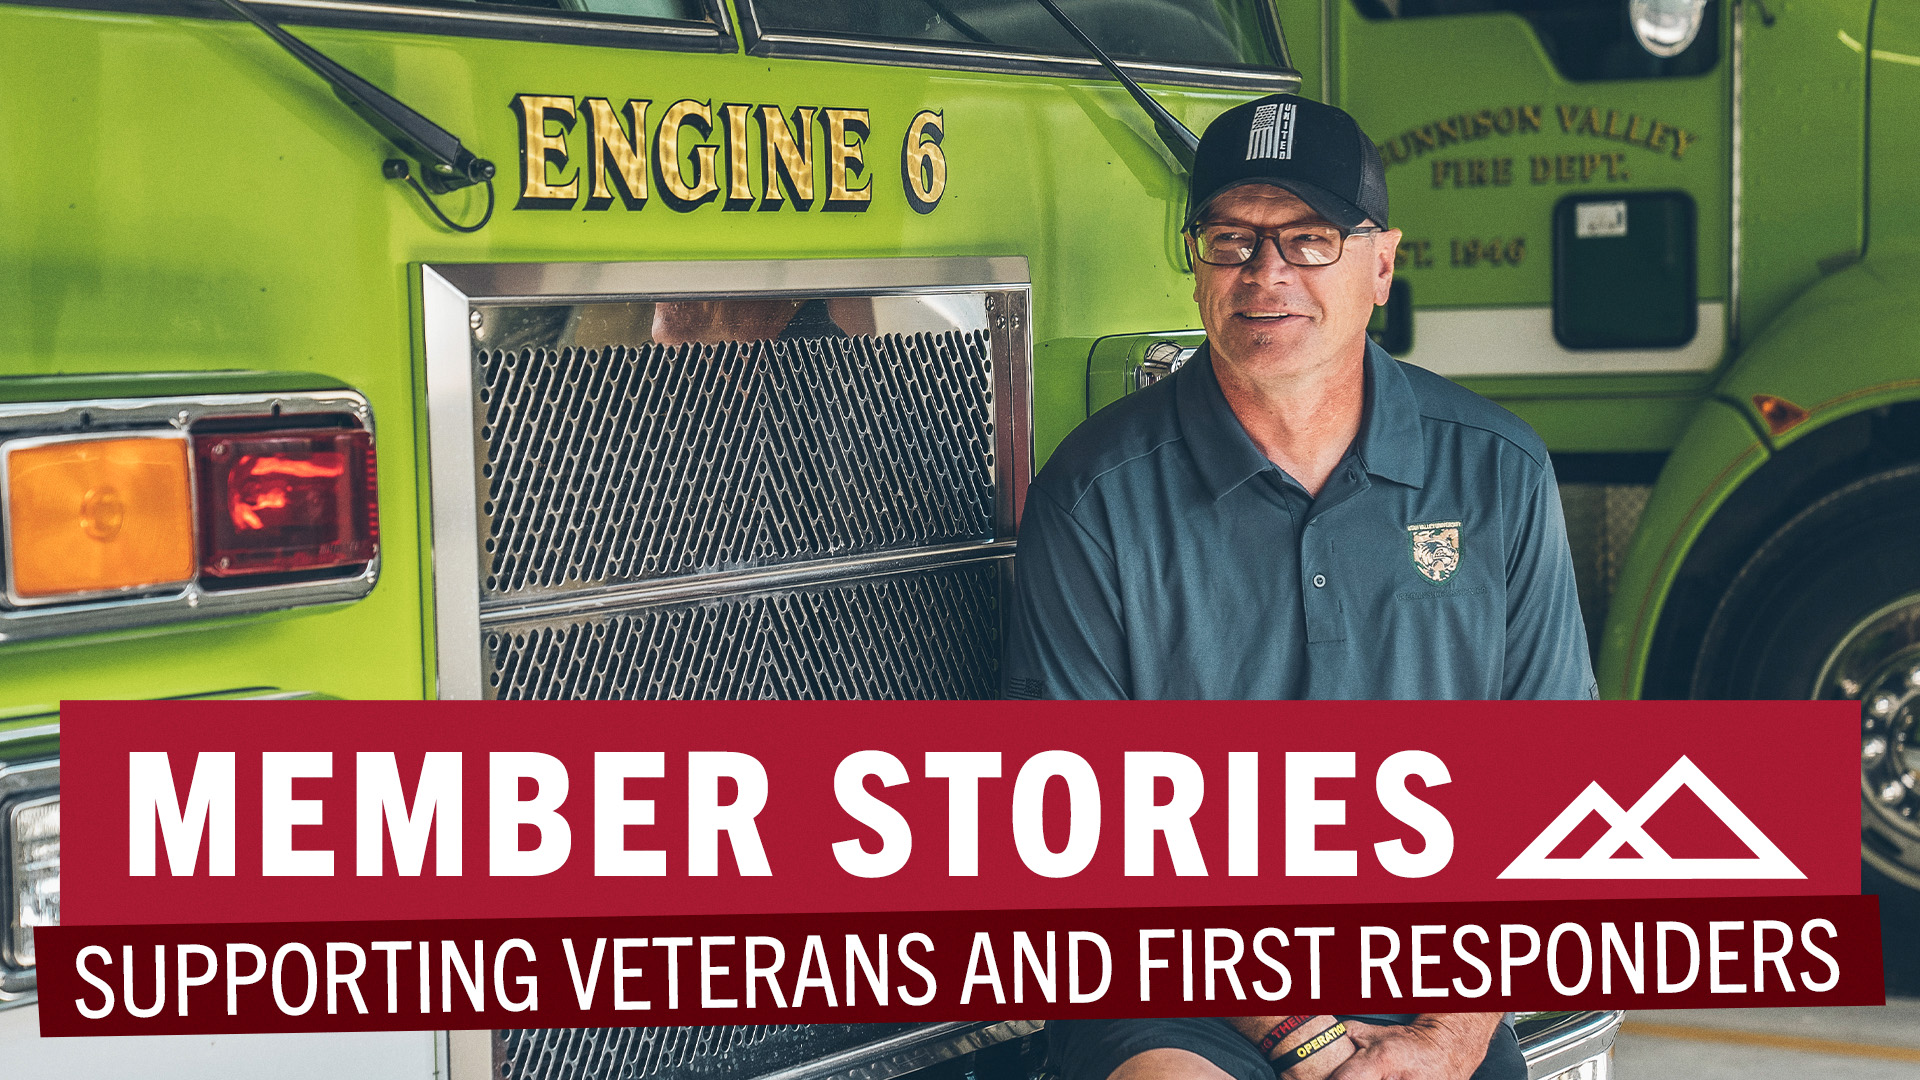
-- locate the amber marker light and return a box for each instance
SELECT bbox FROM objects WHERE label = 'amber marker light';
[1752,393,1810,436]
[2,433,196,603]
[193,427,376,580]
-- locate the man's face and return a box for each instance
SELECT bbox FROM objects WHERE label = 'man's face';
[1190,185,1400,386]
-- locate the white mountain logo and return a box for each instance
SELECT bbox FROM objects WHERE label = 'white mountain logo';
[1500,755,1804,880]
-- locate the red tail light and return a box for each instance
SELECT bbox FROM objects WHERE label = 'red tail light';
[192,428,377,579]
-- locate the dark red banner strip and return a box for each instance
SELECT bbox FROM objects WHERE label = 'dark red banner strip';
[60,700,1863,926]
[35,896,1883,1036]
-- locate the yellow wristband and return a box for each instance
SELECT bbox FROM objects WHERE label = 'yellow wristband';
[1279,1022,1348,1071]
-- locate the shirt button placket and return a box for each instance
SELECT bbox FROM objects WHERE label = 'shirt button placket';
[1303,521,1343,641]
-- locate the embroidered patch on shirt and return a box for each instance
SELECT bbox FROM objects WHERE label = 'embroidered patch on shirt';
[1407,520,1462,584]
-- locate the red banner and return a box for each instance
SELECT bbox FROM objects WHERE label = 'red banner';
[43,698,1882,1034]
[33,897,1886,1034]
[60,700,1862,924]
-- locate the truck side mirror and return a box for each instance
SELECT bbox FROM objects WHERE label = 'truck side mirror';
[1630,0,1709,56]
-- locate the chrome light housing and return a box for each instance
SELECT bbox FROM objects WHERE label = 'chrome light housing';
[0,754,57,1007]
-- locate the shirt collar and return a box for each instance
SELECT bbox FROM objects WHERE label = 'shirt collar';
[1176,338,1428,501]
[1176,341,1275,501]
[1355,338,1427,489]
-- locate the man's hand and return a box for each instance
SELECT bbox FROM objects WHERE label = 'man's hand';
[1323,1015,1500,1080]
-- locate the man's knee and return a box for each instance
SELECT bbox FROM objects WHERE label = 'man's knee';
[1107,1048,1245,1080]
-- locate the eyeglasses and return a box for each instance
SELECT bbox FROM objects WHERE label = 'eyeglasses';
[1188,222,1385,267]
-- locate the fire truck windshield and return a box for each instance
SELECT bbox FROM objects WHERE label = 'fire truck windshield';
[398,0,710,17]
[751,0,1286,71]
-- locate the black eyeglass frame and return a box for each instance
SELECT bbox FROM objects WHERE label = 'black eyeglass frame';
[1186,222,1387,267]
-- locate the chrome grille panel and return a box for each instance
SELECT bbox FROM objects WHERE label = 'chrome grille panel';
[477,331,994,600]
[499,1024,920,1080]
[486,557,1004,699]
[424,259,1032,702]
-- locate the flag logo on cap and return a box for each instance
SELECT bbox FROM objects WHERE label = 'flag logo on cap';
[1246,101,1295,161]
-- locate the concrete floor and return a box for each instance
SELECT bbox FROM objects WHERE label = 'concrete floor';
[1614,999,1920,1079]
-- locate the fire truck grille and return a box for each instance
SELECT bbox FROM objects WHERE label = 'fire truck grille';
[498,1024,925,1080]
[484,559,1002,700]
[476,331,995,601]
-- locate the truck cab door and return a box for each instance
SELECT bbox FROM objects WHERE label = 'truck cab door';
[1332,0,1730,380]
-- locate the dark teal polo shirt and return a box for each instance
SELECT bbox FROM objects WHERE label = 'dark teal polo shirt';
[1003,340,1596,700]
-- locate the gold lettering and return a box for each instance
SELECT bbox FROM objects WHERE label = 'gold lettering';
[1494,157,1512,185]
[1672,128,1696,158]
[1378,105,1550,169]
[721,103,754,210]
[757,105,817,210]
[584,97,649,210]
[1578,107,1604,136]
[1606,152,1630,181]
[1469,158,1491,185]
[1644,121,1672,154]
[1558,154,1579,182]
[1557,104,1581,133]
[823,107,872,211]
[1604,110,1626,138]
[1625,114,1647,144]
[654,99,720,210]
[1432,159,1453,188]
[512,94,579,209]
[902,110,947,213]
[1531,155,1553,183]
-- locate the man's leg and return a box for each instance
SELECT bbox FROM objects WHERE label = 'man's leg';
[1048,1019,1276,1080]
[1110,1050,1240,1080]
[1466,1022,1524,1080]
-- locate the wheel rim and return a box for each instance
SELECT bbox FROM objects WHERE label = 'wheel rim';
[1815,592,1920,890]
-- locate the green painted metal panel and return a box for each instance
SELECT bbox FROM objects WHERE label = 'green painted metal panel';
[1738,0,1871,342]
[1866,0,1920,258]
[0,0,1285,708]
[1334,4,1731,313]
[1499,394,1701,454]
[1593,395,1764,698]
[1720,252,1920,441]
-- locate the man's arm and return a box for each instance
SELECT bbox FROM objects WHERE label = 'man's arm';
[1503,462,1598,700]
[1326,1014,1502,1080]
[1001,483,1131,699]
[1223,1016,1354,1080]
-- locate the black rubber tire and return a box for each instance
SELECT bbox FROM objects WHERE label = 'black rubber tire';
[1690,464,1920,988]
[1692,464,1920,699]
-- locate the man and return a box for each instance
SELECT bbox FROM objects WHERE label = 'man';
[1003,95,1596,1080]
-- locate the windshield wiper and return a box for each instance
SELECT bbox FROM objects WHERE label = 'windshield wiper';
[210,0,496,231]
[916,0,992,43]
[1032,0,1200,170]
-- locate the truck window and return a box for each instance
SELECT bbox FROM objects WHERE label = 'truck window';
[1351,0,1719,81]
[744,0,1290,83]
[2,0,733,49]
[398,0,699,18]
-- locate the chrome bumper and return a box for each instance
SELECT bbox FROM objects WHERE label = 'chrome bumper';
[1519,1011,1622,1080]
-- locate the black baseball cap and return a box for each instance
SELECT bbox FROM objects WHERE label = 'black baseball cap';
[1185,94,1388,232]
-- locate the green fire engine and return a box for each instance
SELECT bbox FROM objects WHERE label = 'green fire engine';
[0,0,1907,1071]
